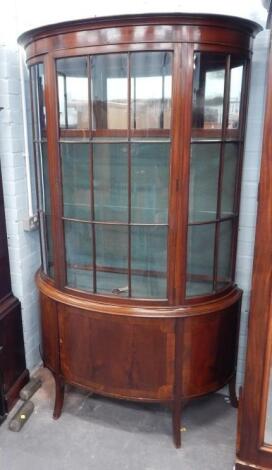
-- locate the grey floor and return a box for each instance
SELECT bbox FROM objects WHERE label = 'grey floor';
[0,368,237,470]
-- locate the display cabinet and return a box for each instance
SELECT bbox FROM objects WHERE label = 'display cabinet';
[0,164,29,423]
[19,13,261,447]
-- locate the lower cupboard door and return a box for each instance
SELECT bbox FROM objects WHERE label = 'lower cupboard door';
[58,305,175,400]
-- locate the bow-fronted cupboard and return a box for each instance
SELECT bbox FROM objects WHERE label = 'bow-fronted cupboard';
[18,13,261,447]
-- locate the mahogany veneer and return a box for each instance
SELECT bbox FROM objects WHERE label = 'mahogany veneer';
[18,13,261,447]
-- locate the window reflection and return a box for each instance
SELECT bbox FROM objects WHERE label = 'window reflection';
[31,63,46,137]
[131,52,172,130]
[57,57,89,129]
[192,53,226,130]
[91,54,128,130]
[228,59,244,129]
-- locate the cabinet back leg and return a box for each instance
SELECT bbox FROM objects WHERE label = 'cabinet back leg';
[53,375,65,420]
[229,375,238,408]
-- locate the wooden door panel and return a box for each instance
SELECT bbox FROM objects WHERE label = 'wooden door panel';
[181,306,239,397]
[58,305,175,400]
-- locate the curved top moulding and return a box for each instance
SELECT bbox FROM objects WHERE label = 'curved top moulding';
[18,13,262,60]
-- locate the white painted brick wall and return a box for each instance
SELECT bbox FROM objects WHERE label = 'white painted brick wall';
[0,1,270,380]
[235,29,270,388]
[0,10,41,370]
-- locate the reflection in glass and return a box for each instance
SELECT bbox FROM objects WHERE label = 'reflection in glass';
[265,361,272,444]
[61,143,91,220]
[40,143,54,277]
[40,143,50,214]
[192,53,226,130]
[217,220,233,289]
[131,143,169,223]
[64,221,93,291]
[131,52,172,130]
[57,57,89,129]
[228,60,244,129]
[95,225,128,296]
[189,143,220,222]
[93,143,128,222]
[30,63,46,137]
[131,226,167,298]
[221,143,239,216]
[186,223,215,296]
[91,54,128,130]
[45,215,54,278]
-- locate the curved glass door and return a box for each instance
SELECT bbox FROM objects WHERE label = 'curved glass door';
[30,63,54,278]
[56,51,172,299]
[187,53,245,297]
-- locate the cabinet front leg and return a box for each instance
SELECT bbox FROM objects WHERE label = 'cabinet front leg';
[172,399,183,448]
[53,375,65,420]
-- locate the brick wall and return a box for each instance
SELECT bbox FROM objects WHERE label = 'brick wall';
[0,41,41,369]
[235,29,270,387]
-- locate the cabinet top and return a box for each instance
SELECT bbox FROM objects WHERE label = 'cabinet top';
[18,12,262,48]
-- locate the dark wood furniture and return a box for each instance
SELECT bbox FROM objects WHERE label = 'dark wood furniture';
[0,166,29,423]
[18,13,261,447]
[235,10,272,470]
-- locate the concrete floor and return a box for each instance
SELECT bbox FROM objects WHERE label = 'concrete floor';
[0,368,237,470]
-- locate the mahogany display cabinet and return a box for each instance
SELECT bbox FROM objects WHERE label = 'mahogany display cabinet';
[18,13,261,447]
[0,164,29,423]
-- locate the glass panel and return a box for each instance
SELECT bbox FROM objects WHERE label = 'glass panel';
[61,143,91,220]
[57,57,89,129]
[217,220,233,289]
[45,215,54,278]
[221,143,239,217]
[131,226,167,299]
[91,54,128,130]
[39,143,54,277]
[186,223,215,296]
[30,64,46,138]
[39,143,50,214]
[192,53,226,130]
[131,52,172,130]
[265,357,272,444]
[64,220,93,291]
[189,143,220,222]
[131,142,169,224]
[95,225,128,296]
[93,143,128,222]
[228,58,244,129]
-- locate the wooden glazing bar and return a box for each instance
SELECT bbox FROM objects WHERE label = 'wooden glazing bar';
[66,263,166,278]
[128,52,132,297]
[191,128,239,140]
[88,56,97,293]
[59,128,170,138]
[188,214,238,226]
[61,217,168,226]
[171,43,194,304]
